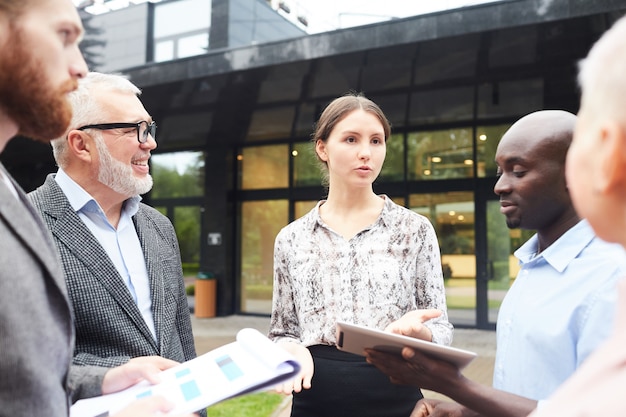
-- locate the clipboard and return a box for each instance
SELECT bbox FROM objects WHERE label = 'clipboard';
[336,321,477,369]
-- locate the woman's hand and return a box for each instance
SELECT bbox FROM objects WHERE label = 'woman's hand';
[385,309,442,341]
[274,342,314,394]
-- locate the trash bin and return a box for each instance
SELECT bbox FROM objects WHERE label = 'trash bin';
[195,272,216,318]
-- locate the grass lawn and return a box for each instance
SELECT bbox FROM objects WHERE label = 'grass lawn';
[206,392,286,417]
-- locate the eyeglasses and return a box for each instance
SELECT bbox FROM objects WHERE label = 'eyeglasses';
[77,121,157,144]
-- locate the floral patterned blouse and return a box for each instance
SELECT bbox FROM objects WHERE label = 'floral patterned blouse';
[269,195,453,347]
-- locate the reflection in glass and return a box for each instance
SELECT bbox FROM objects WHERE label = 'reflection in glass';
[295,200,318,219]
[151,151,205,198]
[409,86,474,124]
[310,53,363,99]
[476,124,511,178]
[258,62,309,103]
[485,201,532,323]
[488,25,538,68]
[178,33,209,59]
[370,93,408,130]
[155,40,174,62]
[294,102,323,136]
[379,133,404,183]
[153,0,210,62]
[409,191,476,326]
[414,34,480,84]
[246,107,295,141]
[477,79,543,119]
[293,142,321,187]
[240,200,288,314]
[240,145,288,190]
[174,206,201,266]
[407,128,473,180]
[361,45,415,92]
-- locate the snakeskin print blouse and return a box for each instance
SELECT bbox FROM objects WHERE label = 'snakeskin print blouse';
[269,195,453,347]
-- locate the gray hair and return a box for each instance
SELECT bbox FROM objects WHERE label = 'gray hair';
[51,72,141,168]
[577,15,626,123]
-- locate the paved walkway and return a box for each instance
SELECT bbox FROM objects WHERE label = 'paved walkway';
[191,315,496,416]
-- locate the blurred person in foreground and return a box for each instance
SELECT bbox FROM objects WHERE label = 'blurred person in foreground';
[0,1,195,416]
[529,13,626,417]
[365,110,626,417]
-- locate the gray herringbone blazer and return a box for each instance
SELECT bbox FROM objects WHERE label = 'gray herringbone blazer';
[0,165,103,417]
[28,174,197,368]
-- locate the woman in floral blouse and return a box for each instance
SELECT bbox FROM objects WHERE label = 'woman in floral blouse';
[269,93,453,417]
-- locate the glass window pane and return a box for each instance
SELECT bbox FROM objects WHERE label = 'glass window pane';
[174,206,201,266]
[240,145,288,190]
[477,78,544,119]
[157,111,213,149]
[293,142,321,187]
[486,202,534,324]
[407,128,473,181]
[154,0,211,38]
[369,93,408,129]
[409,86,474,124]
[476,124,511,178]
[155,40,174,62]
[246,107,295,141]
[310,53,363,99]
[414,34,480,84]
[240,200,288,314]
[294,102,324,137]
[489,26,538,68]
[295,200,318,219]
[258,62,309,103]
[409,191,476,327]
[178,33,209,59]
[361,45,415,92]
[379,133,404,183]
[151,151,205,198]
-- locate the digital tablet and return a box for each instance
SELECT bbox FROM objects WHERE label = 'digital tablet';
[336,321,477,369]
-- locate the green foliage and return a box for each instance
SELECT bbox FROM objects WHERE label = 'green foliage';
[206,392,286,417]
[243,284,273,299]
[174,206,201,264]
[151,160,204,199]
[185,284,195,296]
[182,263,200,277]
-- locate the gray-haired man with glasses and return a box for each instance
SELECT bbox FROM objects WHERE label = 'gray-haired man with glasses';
[28,72,202,415]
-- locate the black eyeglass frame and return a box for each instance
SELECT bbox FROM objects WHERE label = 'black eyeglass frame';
[77,121,156,144]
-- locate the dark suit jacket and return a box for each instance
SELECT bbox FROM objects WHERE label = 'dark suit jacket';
[0,165,104,417]
[28,174,198,368]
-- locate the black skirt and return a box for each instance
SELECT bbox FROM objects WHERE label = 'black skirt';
[290,345,423,417]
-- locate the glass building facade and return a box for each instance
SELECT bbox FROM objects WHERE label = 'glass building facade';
[4,0,626,329]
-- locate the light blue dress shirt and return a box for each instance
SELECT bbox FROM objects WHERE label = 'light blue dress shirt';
[54,169,156,341]
[493,219,626,401]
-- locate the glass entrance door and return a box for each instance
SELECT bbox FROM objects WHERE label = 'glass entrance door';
[409,191,476,327]
[476,193,531,328]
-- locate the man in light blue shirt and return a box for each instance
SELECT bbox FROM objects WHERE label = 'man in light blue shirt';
[365,110,626,417]
[494,219,625,399]
[28,73,199,380]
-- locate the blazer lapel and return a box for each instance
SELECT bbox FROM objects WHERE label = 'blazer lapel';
[134,210,165,351]
[0,168,67,297]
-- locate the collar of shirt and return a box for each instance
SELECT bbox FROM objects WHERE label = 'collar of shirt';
[309,194,392,232]
[54,168,141,222]
[514,219,595,273]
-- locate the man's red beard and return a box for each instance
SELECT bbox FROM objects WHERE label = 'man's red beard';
[0,26,77,143]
